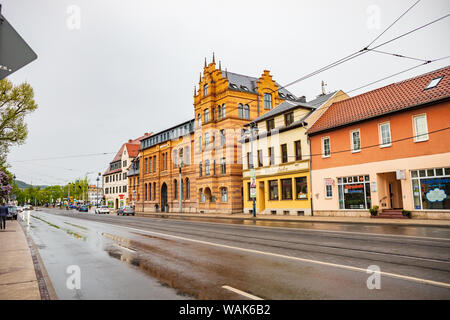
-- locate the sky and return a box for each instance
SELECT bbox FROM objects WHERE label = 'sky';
[2,0,450,186]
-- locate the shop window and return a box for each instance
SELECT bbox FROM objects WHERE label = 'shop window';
[295,177,308,200]
[221,187,228,202]
[411,167,450,210]
[269,180,279,200]
[337,175,371,209]
[281,179,292,200]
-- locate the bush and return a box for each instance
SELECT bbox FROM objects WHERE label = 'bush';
[369,205,379,216]
[402,210,412,218]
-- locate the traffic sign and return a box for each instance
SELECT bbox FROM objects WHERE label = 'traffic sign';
[0,6,37,79]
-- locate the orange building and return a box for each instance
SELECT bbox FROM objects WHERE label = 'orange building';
[134,55,300,213]
[308,66,450,219]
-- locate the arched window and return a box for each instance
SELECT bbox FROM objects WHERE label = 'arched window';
[185,178,190,199]
[238,103,243,118]
[221,187,228,202]
[244,104,250,119]
[200,188,205,202]
[145,184,148,201]
[148,183,152,201]
[174,179,178,199]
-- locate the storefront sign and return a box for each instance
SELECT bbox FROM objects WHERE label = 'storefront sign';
[396,170,406,180]
[426,188,447,202]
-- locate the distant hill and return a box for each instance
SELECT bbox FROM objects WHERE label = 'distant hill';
[16,180,48,190]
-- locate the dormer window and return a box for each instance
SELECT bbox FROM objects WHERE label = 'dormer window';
[241,85,249,91]
[287,94,295,100]
[230,83,238,89]
[204,83,209,96]
[279,93,285,99]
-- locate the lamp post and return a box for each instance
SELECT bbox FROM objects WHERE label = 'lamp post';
[96,173,100,207]
[247,125,257,218]
[178,158,183,213]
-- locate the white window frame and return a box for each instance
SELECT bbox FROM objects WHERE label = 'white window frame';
[413,114,429,142]
[378,122,391,148]
[350,129,361,153]
[321,136,330,158]
[325,184,333,199]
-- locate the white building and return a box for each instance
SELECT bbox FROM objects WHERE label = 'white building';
[103,134,150,209]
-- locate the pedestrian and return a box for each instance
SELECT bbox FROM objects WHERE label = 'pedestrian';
[0,200,8,231]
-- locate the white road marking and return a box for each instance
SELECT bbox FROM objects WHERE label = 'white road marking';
[114,225,450,289]
[222,285,263,300]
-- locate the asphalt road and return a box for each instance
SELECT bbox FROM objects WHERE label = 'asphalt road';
[23,208,450,299]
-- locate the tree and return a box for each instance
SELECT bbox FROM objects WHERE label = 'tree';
[0,78,38,165]
[0,166,12,202]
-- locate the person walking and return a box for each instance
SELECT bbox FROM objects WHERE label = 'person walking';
[0,201,8,230]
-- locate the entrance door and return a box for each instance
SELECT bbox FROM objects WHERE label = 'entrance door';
[161,183,167,212]
[258,181,265,213]
[115,198,118,210]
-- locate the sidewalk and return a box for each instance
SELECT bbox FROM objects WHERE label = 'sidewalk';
[136,211,450,227]
[0,220,44,300]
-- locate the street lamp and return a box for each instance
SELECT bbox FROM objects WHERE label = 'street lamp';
[246,125,258,218]
[178,157,183,213]
[96,173,101,207]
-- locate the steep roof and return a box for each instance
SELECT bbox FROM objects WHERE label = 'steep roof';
[222,71,298,100]
[307,91,338,108]
[308,66,450,135]
[248,100,316,125]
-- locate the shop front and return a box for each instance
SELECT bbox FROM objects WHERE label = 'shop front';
[411,167,450,211]
[337,175,371,210]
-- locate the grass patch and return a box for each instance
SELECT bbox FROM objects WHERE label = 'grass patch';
[64,222,88,230]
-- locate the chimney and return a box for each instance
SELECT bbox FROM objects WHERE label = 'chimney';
[128,139,132,143]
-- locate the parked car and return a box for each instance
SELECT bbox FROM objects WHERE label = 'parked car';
[117,206,134,216]
[95,206,110,214]
[16,206,23,213]
[23,205,33,211]
[79,205,88,212]
[7,206,18,220]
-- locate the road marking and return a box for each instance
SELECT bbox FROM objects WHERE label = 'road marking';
[222,285,263,300]
[147,217,450,242]
[114,243,136,253]
[114,225,450,289]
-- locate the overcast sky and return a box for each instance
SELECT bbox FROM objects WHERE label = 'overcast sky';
[3,0,450,186]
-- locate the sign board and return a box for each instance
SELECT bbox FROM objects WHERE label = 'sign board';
[119,194,124,199]
[324,178,334,186]
[396,170,406,180]
[250,187,257,198]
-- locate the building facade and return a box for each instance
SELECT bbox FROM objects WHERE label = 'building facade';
[87,184,103,206]
[134,56,299,213]
[308,66,450,219]
[103,134,149,209]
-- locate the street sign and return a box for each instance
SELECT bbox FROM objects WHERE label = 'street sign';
[0,7,37,79]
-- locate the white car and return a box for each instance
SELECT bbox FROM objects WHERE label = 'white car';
[95,206,110,214]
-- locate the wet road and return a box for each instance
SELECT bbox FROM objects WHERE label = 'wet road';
[24,208,450,299]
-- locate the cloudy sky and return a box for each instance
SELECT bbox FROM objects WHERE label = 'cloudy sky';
[3,0,450,186]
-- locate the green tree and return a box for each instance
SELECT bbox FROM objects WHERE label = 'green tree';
[0,78,38,165]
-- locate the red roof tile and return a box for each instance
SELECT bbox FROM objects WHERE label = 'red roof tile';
[308,65,450,135]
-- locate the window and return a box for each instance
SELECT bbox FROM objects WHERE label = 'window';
[221,104,226,118]
[220,129,225,146]
[284,112,294,126]
[220,158,226,174]
[198,135,202,153]
[295,177,308,200]
[281,179,293,200]
[185,147,190,165]
[337,175,371,209]
[425,76,443,90]
[264,93,272,109]
[204,109,209,123]
[179,148,183,166]
[185,178,190,199]
[244,104,250,119]
[411,167,450,210]
[413,114,429,142]
[205,160,210,176]
[148,184,151,201]
[213,160,216,175]
[238,104,243,118]
[145,184,148,200]
[351,129,361,152]
[149,158,152,173]
[173,149,177,168]
[326,185,333,198]
[153,182,156,200]
[218,105,222,119]
[257,150,263,167]
[269,180,279,200]
[295,141,302,161]
[123,172,127,179]
[197,114,201,128]
[200,189,205,202]
[199,162,202,177]
[123,160,127,167]
[281,144,288,163]
[205,132,210,148]
[322,137,330,157]
[221,188,228,202]
[212,107,215,121]
[247,152,252,169]
[153,156,156,171]
[204,83,208,96]
[247,182,252,201]
[268,147,274,165]
[266,119,275,131]
[174,179,178,199]
[162,153,166,170]
[379,123,391,147]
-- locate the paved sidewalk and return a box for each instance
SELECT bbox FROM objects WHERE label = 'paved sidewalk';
[136,211,450,227]
[0,220,41,300]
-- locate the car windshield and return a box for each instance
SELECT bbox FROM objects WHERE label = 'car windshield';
[8,207,17,213]
[101,206,108,209]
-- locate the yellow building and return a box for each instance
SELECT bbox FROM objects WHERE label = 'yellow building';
[241,91,348,215]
